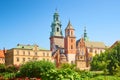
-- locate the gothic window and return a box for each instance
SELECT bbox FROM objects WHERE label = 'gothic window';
[57,27,59,32]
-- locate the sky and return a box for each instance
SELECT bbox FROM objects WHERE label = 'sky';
[0,0,120,49]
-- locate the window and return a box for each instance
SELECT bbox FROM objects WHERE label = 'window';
[35,52,37,56]
[28,51,30,55]
[71,39,73,43]
[34,58,37,60]
[95,50,97,54]
[71,45,73,49]
[16,57,19,62]
[47,53,49,56]
[23,58,25,62]
[100,50,102,53]
[43,53,45,56]
[90,48,93,52]
[28,58,30,60]
[57,28,59,32]
[71,31,73,36]
[23,51,25,55]
[2,58,4,61]
[17,50,19,55]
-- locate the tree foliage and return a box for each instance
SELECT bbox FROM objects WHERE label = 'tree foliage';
[0,64,6,73]
[90,42,120,76]
[17,60,55,78]
[41,68,81,80]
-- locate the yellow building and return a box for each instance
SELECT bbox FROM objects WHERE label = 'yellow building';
[0,50,5,64]
[5,44,52,66]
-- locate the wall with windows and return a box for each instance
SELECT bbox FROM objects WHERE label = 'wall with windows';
[5,49,52,66]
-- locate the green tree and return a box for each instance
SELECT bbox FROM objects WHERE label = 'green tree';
[5,65,18,73]
[41,68,80,80]
[60,63,76,70]
[0,64,5,73]
[90,42,120,76]
[90,52,108,71]
[106,42,120,75]
[17,60,55,78]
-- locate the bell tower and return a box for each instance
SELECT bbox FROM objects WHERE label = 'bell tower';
[50,10,64,52]
[64,21,76,63]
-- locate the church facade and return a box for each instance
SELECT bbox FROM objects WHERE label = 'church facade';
[50,10,106,70]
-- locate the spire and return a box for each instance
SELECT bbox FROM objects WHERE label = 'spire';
[53,9,59,21]
[84,26,89,41]
[65,20,74,30]
[50,9,63,37]
[84,26,87,37]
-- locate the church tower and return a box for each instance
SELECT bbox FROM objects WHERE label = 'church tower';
[64,21,76,63]
[50,10,64,52]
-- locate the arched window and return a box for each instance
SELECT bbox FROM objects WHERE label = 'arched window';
[57,28,59,32]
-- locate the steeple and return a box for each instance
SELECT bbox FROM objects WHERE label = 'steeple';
[65,21,75,37]
[65,20,74,30]
[84,27,89,41]
[50,9,63,37]
[64,20,76,63]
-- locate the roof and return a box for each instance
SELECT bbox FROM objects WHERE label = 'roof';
[0,50,5,58]
[110,40,120,48]
[85,41,106,48]
[76,39,106,48]
[15,44,48,50]
[65,21,74,30]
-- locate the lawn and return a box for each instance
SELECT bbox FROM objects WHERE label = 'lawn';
[90,75,120,80]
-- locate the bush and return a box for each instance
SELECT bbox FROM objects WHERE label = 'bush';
[18,60,55,78]
[0,64,6,73]
[5,65,19,73]
[41,68,81,80]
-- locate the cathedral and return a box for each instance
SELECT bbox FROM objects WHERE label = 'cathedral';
[50,10,106,70]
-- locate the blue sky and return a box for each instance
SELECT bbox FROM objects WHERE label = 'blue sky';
[0,0,120,49]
